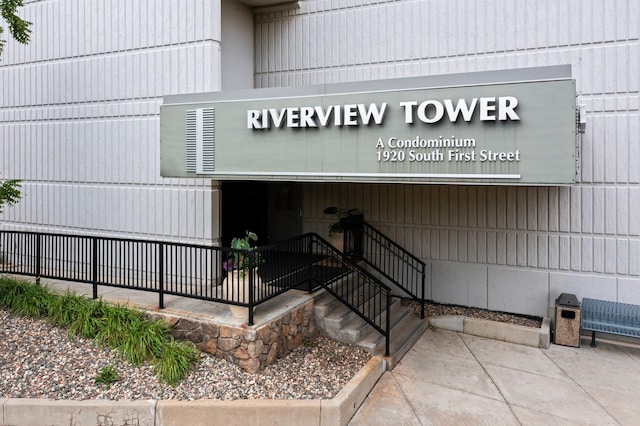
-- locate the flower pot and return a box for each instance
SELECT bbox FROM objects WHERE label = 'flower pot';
[222,268,261,319]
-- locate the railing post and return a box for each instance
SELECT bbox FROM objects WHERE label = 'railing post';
[92,237,98,299]
[307,236,314,293]
[420,263,426,320]
[341,229,347,257]
[158,242,165,309]
[35,233,41,285]
[342,213,364,258]
[385,292,391,357]
[248,250,255,326]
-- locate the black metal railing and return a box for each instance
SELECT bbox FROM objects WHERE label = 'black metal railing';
[310,235,392,355]
[0,230,392,352]
[343,218,427,319]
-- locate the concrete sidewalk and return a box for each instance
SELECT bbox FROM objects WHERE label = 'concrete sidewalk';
[350,329,640,425]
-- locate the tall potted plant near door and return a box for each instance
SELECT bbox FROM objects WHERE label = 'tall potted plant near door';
[323,207,344,252]
[323,206,359,253]
[223,231,262,319]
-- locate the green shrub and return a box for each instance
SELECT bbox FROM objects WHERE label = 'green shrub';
[95,304,144,348]
[0,277,199,385]
[153,338,200,386]
[116,319,167,365]
[0,277,21,308]
[48,291,86,327]
[67,298,108,339]
[94,365,120,388]
[0,277,51,317]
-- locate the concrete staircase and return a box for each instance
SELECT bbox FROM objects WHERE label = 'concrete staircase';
[313,279,428,369]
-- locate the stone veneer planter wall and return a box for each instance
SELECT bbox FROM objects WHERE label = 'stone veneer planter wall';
[148,300,316,373]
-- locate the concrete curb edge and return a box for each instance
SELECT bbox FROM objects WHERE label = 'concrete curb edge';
[321,356,386,426]
[0,358,386,426]
[2,399,157,426]
[429,315,552,349]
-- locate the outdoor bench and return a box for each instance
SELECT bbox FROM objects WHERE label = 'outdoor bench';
[581,298,640,347]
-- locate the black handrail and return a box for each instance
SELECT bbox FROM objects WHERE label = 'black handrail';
[0,230,392,353]
[0,230,312,323]
[306,235,391,355]
[344,219,427,319]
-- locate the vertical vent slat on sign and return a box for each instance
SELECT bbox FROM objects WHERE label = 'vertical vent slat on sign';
[201,108,215,173]
[185,110,197,173]
[185,107,215,174]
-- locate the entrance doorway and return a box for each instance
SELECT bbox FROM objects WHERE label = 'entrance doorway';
[221,181,302,246]
[267,182,302,243]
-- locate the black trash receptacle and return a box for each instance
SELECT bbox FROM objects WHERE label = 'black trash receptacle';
[554,293,581,347]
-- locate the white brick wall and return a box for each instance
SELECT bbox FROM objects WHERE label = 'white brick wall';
[256,0,640,315]
[1,0,222,243]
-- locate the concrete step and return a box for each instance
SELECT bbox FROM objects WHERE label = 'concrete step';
[319,279,383,330]
[314,283,393,343]
[313,275,428,368]
[338,298,402,343]
[371,312,428,369]
[356,303,413,353]
[313,274,363,316]
[313,289,341,317]
[325,275,381,304]
[322,303,357,329]
[323,293,393,331]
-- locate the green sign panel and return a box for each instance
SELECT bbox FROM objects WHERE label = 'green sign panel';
[161,67,576,184]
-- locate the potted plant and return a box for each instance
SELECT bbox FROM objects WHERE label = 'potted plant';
[323,207,357,252]
[222,231,262,319]
[224,231,261,277]
[323,206,342,235]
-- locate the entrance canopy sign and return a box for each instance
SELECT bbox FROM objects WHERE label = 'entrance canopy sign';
[161,66,577,185]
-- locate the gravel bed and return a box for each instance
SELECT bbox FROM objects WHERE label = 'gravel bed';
[0,309,370,401]
[1,299,541,401]
[402,299,543,328]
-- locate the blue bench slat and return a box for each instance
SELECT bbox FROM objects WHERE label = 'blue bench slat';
[583,318,640,328]
[581,298,640,344]
[582,321,640,334]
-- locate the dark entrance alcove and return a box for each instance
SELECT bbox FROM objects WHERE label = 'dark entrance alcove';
[221,181,268,247]
[221,181,302,247]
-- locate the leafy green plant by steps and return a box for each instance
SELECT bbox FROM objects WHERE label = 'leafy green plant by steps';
[224,230,262,277]
[322,206,359,236]
[0,277,199,386]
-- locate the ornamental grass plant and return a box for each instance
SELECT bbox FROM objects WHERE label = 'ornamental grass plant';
[153,337,200,386]
[67,298,109,339]
[0,276,199,385]
[0,276,52,317]
[47,291,88,327]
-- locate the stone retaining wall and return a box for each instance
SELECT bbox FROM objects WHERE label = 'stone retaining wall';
[148,300,316,373]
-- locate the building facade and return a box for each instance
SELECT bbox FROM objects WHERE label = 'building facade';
[1,0,639,318]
